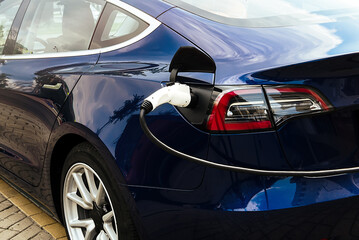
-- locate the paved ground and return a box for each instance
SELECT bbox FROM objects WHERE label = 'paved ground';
[0,179,67,240]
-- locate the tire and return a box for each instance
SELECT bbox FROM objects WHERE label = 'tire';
[60,142,138,240]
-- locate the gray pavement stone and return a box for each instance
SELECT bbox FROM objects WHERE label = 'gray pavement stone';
[0,201,12,212]
[30,231,55,240]
[0,195,8,202]
[0,192,55,240]
[9,217,33,232]
[0,206,19,220]
[0,200,12,212]
[2,211,27,228]
[10,224,41,240]
[0,229,18,239]
[0,211,26,229]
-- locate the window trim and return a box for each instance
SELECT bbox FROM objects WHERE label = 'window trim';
[0,0,161,60]
[2,0,30,55]
[90,3,150,50]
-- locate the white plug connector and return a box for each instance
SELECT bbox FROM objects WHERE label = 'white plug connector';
[144,83,192,112]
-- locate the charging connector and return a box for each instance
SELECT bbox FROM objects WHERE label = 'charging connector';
[141,83,192,114]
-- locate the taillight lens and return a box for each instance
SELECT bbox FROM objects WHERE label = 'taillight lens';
[207,88,272,132]
[206,86,332,132]
[265,87,331,124]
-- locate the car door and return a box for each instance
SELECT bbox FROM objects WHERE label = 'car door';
[0,0,105,186]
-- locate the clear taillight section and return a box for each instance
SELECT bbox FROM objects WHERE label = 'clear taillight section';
[206,86,331,132]
[265,87,331,124]
[207,88,272,132]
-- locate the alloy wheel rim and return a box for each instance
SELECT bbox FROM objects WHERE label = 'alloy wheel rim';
[63,163,118,240]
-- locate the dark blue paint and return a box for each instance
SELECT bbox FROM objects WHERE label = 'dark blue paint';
[265,175,359,210]
[159,7,359,85]
[127,179,359,240]
[208,132,289,170]
[1,1,359,239]
[276,110,359,170]
[64,25,208,189]
[0,54,98,186]
[252,53,359,109]
[242,53,359,210]
[121,0,173,18]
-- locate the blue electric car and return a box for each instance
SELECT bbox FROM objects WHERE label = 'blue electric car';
[1,0,359,239]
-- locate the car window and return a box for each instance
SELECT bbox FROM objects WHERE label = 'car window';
[13,0,105,55]
[0,0,22,54]
[90,3,149,49]
[102,9,140,41]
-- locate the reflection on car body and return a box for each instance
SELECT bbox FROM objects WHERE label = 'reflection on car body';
[1,0,359,239]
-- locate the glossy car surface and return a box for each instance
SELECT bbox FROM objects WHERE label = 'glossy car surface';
[1,0,359,239]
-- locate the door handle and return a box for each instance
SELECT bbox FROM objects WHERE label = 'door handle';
[42,83,62,90]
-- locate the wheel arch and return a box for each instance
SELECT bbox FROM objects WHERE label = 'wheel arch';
[50,133,86,222]
[46,122,130,222]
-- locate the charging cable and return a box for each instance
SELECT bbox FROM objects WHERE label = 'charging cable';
[140,84,359,177]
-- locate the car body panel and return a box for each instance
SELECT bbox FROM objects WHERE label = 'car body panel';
[265,174,359,210]
[61,24,209,189]
[2,1,359,239]
[158,7,359,85]
[208,132,289,170]
[275,110,359,170]
[129,184,359,240]
[120,0,173,18]
[250,55,359,171]
[0,55,99,186]
[158,5,359,210]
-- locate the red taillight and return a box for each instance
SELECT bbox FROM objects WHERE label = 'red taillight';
[265,86,332,124]
[206,86,332,132]
[207,88,272,132]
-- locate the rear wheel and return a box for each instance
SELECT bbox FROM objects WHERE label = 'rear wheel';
[61,142,137,240]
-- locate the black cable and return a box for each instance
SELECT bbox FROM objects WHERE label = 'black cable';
[140,107,359,177]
